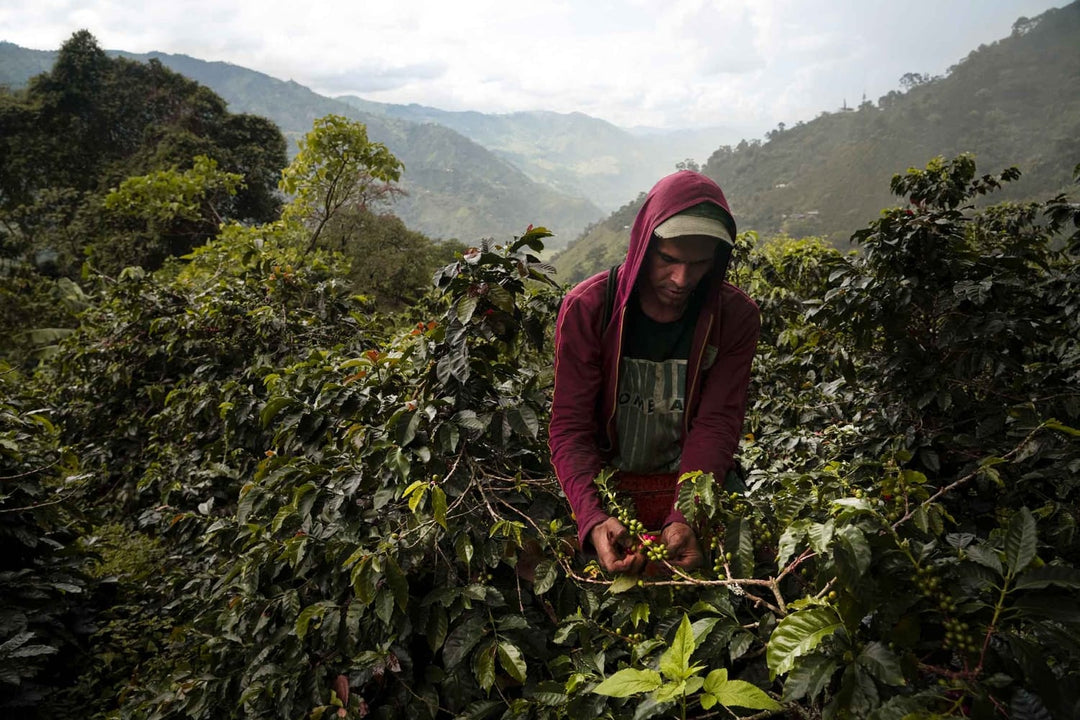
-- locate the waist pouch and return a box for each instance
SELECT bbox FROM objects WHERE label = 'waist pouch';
[615,472,678,532]
[615,467,747,533]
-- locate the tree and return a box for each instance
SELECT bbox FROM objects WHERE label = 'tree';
[675,158,700,173]
[279,115,405,252]
[95,155,245,272]
[0,31,288,278]
[1012,16,1037,36]
[324,206,466,308]
[899,71,931,90]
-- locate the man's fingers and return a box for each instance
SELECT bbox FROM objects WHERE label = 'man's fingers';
[659,523,703,570]
[598,537,645,573]
[607,551,645,574]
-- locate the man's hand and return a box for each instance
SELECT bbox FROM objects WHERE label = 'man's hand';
[590,517,646,574]
[661,522,703,570]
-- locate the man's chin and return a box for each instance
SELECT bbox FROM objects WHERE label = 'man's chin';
[660,289,690,306]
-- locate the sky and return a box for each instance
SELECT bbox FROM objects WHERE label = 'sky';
[0,0,1065,137]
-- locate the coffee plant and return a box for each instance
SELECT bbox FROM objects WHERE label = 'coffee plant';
[0,362,91,708]
[1,156,1077,719]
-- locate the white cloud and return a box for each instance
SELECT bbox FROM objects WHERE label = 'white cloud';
[0,0,1063,134]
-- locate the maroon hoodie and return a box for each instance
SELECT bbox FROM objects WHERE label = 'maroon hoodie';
[549,170,761,546]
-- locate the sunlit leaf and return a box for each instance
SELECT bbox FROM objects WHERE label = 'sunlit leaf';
[659,615,694,681]
[608,574,639,594]
[431,485,448,529]
[497,641,527,683]
[766,607,843,678]
[592,668,662,697]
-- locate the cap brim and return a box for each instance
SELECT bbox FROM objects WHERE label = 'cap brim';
[653,215,733,245]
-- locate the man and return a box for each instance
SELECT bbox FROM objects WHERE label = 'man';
[549,170,760,574]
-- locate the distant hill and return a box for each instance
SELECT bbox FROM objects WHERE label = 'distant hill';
[335,97,739,211]
[554,2,1080,282]
[0,42,601,246]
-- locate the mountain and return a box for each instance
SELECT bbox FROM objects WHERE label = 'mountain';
[334,97,739,211]
[0,42,53,85]
[554,2,1080,282]
[0,42,601,247]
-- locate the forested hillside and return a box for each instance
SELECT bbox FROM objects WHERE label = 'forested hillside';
[0,41,602,247]
[555,2,1080,282]
[0,33,464,358]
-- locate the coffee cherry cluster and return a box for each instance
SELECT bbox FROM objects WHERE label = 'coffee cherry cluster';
[613,507,670,560]
[913,564,979,656]
[726,491,748,515]
[912,564,942,597]
[709,537,732,578]
[750,517,773,545]
[943,617,979,654]
[616,508,645,537]
[641,534,668,562]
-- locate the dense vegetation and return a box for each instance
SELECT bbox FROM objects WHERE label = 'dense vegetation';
[554,1,1080,280]
[3,126,1079,720]
[0,33,466,364]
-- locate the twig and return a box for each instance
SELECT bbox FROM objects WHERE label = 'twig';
[0,457,60,481]
[891,424,1044,530]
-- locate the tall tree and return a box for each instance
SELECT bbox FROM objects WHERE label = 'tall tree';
[0,31,288,275]
[279,114,404,252]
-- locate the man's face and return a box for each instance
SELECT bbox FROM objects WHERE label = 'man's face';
[638,234,717,317]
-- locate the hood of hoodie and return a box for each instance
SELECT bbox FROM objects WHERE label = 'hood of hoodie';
[613,170,736,321]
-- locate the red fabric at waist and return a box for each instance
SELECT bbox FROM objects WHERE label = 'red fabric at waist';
[615,472,678,532]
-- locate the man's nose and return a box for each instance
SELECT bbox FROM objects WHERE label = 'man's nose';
[670,263,690,286]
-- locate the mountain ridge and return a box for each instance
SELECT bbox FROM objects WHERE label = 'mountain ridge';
[333,95,739,210]
[0,41,602,246]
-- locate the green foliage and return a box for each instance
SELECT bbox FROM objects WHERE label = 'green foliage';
[337,209,466,309]
[0,267,88,365]
[95,155,246,270]
[593,614,780,717]
[0,363,92,709]
[92,227,564,719]
[41,222,373,523]
[2,153,1078,720]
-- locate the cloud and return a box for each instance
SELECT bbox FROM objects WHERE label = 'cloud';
[308,61,448,96]
[0,0,1063,134]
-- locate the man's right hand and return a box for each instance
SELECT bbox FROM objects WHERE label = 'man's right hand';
[590,516,646,574]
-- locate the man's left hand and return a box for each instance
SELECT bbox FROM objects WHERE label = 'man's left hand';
[661,522,703,570]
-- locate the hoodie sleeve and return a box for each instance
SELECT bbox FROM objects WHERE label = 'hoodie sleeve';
[666,287,760,528]
[548,285,611,547]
